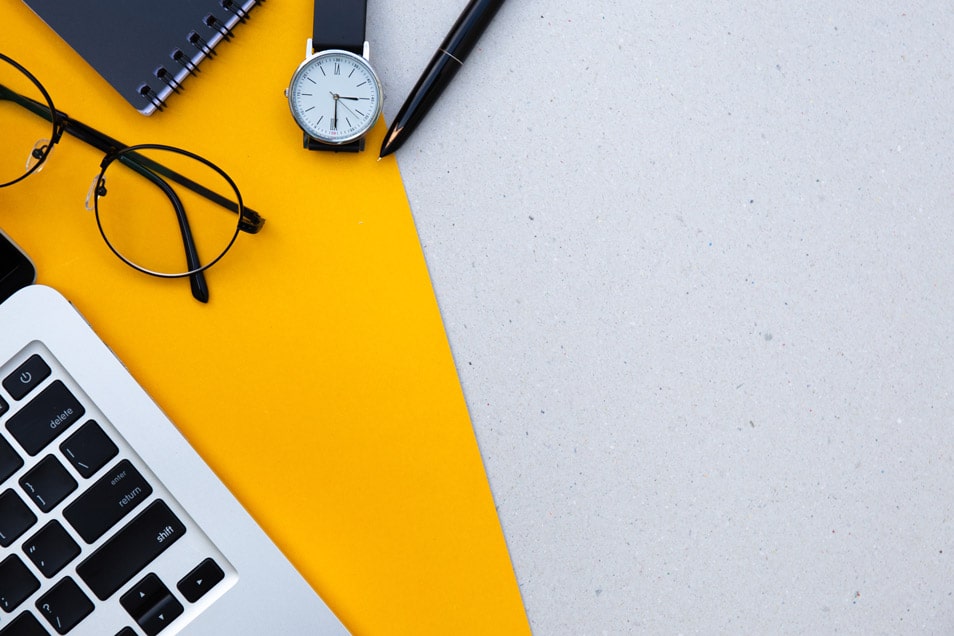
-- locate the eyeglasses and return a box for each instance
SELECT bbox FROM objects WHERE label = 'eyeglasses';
[0,52,265,303]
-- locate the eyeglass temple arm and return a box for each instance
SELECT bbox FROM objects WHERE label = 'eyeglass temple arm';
[2,85,207,301]
[113,157,210,303]
[0,85,264,234]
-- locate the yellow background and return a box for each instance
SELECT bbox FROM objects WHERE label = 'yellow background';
[0,3,529,634]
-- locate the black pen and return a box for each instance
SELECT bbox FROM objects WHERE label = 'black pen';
[379,0,506,158]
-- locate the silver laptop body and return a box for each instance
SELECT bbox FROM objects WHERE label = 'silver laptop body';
[0,284,348,635]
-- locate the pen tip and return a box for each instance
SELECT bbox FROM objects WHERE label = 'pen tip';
[378,126,402,159]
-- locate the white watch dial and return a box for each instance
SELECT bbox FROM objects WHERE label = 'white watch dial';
[288,49,383,144]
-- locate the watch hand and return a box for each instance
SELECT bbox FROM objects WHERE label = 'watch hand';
[330,92,339,130]
[337,101,357,118]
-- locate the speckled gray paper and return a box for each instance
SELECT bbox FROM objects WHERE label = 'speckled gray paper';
[372,1,954,632]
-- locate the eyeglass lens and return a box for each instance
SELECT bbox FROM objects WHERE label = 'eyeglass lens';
[2,54,247,279]
[93,146,243,277]
[0,54,56,187]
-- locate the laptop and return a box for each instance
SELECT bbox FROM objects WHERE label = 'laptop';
[0,230,349,635]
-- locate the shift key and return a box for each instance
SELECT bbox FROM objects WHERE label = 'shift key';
[77,500,186,600]
[64,460,153,543]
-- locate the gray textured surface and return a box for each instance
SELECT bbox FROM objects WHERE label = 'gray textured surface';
[371,2,954,633]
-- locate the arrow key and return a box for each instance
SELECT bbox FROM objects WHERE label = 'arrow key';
[176,558,225,603]
[120,573,182,635]
[137,594,183,636]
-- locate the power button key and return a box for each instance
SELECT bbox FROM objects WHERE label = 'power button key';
[3,354,51,400]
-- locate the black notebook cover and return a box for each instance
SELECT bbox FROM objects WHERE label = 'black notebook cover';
[22,0,263,115]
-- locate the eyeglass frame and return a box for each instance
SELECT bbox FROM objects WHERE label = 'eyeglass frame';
[0,52,265,303]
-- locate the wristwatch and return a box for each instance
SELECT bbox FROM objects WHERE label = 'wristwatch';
[286,0,383,152]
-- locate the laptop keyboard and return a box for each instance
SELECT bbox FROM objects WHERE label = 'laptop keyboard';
[0,344,234,636]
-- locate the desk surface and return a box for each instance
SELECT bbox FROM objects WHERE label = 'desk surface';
[374,1,954,633]
[1,2,528,635]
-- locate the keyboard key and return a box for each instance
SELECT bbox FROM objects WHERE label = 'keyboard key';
[0,489,37,548]
[121,574,183,635]
[35,578,93,635]
[177,558,224,603]
[18,456,77,514]
[0,611,48,636]
[0,435,24,485]
[22,521,81,579]
[59,421,118,479]
[3,356,51,402]
[119,574,167,618]
[0,555,40,614]
[114,628,137,636]
[5,382,85,457]
[63,460,152,544]
[76,500,186,601]
[135,593,183,636]
[0,397,7,418]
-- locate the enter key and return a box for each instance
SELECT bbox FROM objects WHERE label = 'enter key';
[64,459,153,543]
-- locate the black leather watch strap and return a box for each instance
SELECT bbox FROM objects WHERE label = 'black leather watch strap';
[305,0,370,152]
[304,134,364,153]
[313,0,368,55]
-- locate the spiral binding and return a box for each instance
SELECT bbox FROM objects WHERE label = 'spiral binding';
[204,15,234,42]
[138,84,165,112]
[155,67,183,94]
[221,0,250,23]
[171,49,201,77]
[187,31,216,57]
[138,0,262,112]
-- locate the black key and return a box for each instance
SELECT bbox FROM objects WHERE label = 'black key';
[0,489,37,548]
[0,397,7,418]
[136,593,183,636]
[3,356,52,402]
[35,578,93,635]
[177,558,225,603]
[0,555,40,614]
[76,500,186,601]
[63,460,152,544]
[120,574,168,619]
[5,382,85,457]
[22,521,81,579]
[0,611,49,636]
[114,628,137,636]
[121,574,183,635]
[18,456,76,514]
[0,435,24,484]
[59,421,118,479]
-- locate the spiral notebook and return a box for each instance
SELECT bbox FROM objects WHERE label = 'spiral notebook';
[21,0,264,115]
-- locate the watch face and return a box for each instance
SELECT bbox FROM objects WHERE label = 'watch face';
[287,49,383,145]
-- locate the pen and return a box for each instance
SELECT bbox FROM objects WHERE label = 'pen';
[378,0,506,158]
